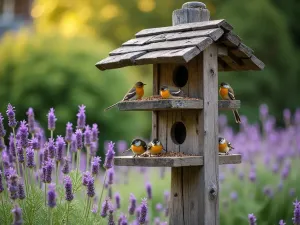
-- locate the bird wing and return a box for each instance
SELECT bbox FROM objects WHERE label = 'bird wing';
[122,86,136,101]
[228,87,236,100]
[142,141,148,150]
[168,86,183,96]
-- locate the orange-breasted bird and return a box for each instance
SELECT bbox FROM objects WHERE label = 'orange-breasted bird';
[147,138,165,156]
[219,82,241,123]
[160,85,184,99]
[123,138,147,157]
[218,137,234,155]
[104,81,146,111]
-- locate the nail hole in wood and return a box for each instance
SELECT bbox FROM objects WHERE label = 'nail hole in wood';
[174,193,178,197]
[173,65,188,88]
[171,122,187,145]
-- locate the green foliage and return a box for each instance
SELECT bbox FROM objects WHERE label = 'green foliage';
[0,30,152,156]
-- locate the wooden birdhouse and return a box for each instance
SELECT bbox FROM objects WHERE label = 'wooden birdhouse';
[96,2,264,225]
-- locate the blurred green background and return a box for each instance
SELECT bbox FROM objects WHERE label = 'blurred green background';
[0,0,299,150]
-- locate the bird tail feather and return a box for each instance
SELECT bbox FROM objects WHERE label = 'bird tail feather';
[104,102,120,111]
[232,110,241,123]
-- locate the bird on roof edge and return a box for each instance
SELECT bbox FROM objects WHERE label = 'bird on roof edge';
[218,137,234,155]
[104,81,146,111]
[160,85,184,99]
[219,82,241,123]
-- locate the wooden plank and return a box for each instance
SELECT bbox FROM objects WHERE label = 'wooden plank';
[122,34,167,46]
[166,28,224,41]
[113,154,241,167]
[241,55,265,70]
[109,37,213,56]
[218,100,240,110]
[95,51,146,70]
[116,100,239,111]
[219,31,241,48]
[200,44,219,225]
[152,64,159,140]
[135,47,201,65]
[135,19,232,38]
[231,43,254,58]
[217,45,228,56]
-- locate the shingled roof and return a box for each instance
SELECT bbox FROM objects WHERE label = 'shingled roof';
[95,19,265,71]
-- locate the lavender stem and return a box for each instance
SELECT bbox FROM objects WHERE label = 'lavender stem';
[45,184,47,206]
[86,146,90,171]
[72,152,75,170]
[97,172,107,213]
[76,150,81,172]
[55,161,60,185]
[67,143,70,158]
[66,201,70,225]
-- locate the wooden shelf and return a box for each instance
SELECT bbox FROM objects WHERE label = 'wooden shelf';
[114,154,241,167]
[117,99,240,111]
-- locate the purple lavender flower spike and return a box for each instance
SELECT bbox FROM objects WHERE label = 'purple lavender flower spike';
[18,121,28,148]
[155,203,163,212]
[108,204,115,225]
[135,207,141,221]
[283,108,291,125]
[16,141,24,163]
[118,214,128,225]
[42,159,54,183]
[27,108,35,134]
[30,138,39,151]
[6,104,17,128]
[12,204,23,225]
[47,108,57,131]
[101,199,109,218]
[62,157,70,174]
[43,146,49,162]
[64,175,74,201]
[87,176,95,198]
[77,105,86,130]
[154,218,160,225]
[290,188,296,197]
[18,180,26,200]
[26,147,35,168]
[75,129,83,150]
[0,113,5,137]
[48,183,56,208]
[8,171,19,200]
[146,182,152,200]
[115,192,121,209]
[279,220,286,225]
[70,134,77,153]
[263,186,273,198]
[82,171,92,186]
[249,170,256,183]
[293,200,300,225]
[92,124,99,142]
[55,135,65,162]
[164,191,170,205]
[91,204,98,214]
[65,122,73,143]
[0,170,4,193]
[91,156,101,176]
[90,142,98,157]
[84,125,91,147]
[248,213,257,225]
[259,104,268,119]
[104,141,115,170]
[128,193,136,215]
[139,198,148,225]
[47,138,56,159]
[107,168,114,185]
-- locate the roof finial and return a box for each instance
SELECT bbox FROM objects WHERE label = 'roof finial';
[172,1,210,26]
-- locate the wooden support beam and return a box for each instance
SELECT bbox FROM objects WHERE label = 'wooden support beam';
[116,99,240,111]
[114,154,242,167]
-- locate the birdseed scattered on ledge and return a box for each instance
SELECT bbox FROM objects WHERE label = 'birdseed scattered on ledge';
[125,96,200,101]
[139,151,199,157]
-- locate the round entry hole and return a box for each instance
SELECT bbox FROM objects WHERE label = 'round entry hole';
[171,122,187,145]
[173,65,188,87]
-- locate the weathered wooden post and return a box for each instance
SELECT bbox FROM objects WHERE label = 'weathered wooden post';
[95,2,264,224]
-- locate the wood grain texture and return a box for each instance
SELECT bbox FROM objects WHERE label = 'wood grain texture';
[135,19,232,38]
[115,100,240,111]
[152,64,159,140]
[109,37,213,56]
[200,44,219,225]
[95,51,146,70]
[135,47,201,65]
[166,28,224,41]
[218,31,241,47]
[113,154,242,167]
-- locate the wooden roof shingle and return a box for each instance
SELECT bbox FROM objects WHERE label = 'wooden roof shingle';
[96,19,264,71]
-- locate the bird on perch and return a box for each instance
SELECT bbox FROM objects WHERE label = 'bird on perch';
[104,81,146,111]
[218,137,234,155]
[123,138,147,157]
[160,85,184,99]
[219,82,241,123]
[146,138,165,156]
